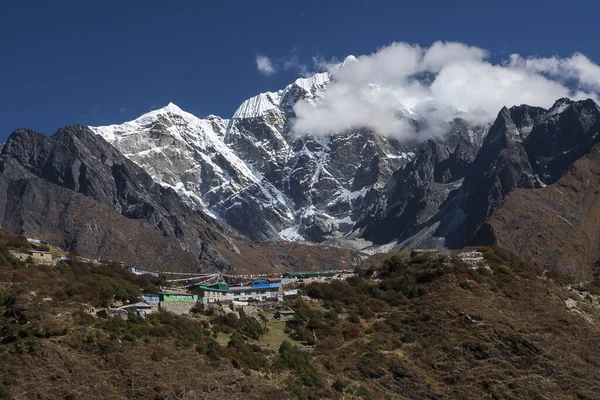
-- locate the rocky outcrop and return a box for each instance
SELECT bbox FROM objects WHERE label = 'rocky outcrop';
[356,119,487,246]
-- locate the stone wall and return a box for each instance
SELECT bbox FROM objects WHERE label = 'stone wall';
[9,250,55,265]
[159,301,195,315]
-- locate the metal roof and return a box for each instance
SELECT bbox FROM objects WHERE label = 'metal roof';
[284,270,338,277]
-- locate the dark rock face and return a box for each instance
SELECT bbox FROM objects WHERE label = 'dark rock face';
[455,108,539,247]
[0,125,235,271]
[357,120,487,245]
[357,98,600,252]
[452,99,600,248]
[523,98,600,183]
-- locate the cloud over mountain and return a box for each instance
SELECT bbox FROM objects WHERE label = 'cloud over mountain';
[256,55,276,76]
[292,41,600,139]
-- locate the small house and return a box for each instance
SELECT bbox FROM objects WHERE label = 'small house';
[410,249,440,257]
[189,282,233,303]
[283,270,338,280]
[30,250,54,264]
[274,308,296,321]
[9,250,54,265]
[131,267,160,277]
[97,302,153,319]
[230,280,282,302]
[158,292,198,303]
[143,294,161,303]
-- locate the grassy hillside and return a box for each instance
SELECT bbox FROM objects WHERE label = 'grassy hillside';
[1,232,599,399]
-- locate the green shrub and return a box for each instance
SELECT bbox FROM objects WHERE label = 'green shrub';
[237,316,264,340]
[348,311,360,324]
[278,341,321,387]
[227,332,268,370]
[197,338,222,360]
[332,378,348,392]
[286,382,309,400]
[0,383,10,399]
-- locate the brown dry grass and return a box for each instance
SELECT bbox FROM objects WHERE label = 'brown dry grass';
[489,144,600,280]
[2,248,600,399]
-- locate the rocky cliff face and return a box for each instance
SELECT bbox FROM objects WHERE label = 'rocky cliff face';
[362,98,600,253]
[355,119,487,246]
[0,125,232,270]
[91,73,413,243]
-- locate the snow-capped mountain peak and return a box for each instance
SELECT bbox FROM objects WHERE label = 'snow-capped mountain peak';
[232,92,282,119]
[91,68,421,244]
[292,72,330,93]
[162,101,184,113]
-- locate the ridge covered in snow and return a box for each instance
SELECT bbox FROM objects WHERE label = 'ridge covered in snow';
[232,92,282,119]
[91,67,419,244]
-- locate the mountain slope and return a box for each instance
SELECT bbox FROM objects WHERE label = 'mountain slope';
[0,125,233,270]
[0,125,362,273]
[486,143,600,280]
[2,246,600,399]
[91,72,414,243]
[357,98,600,257]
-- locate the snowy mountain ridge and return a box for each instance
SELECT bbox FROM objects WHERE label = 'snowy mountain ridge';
[92,68,588,254]
[90,66,418,243]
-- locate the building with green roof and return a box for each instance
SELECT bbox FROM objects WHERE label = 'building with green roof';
[189,282,233,303]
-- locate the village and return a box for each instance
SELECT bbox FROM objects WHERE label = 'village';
[12,236,486,334]
[102,269,356,321]
[90,248,487,325]
[8,236,360,317]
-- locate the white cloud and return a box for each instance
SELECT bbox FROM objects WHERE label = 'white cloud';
[422,41,488,72]
[509,52,600,92]
[256,55,276,76]
[292,41,600,138]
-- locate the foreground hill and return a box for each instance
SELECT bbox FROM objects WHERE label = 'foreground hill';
[1,234,599,399]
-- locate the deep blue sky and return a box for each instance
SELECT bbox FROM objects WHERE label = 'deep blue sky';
[0,0,596,141]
